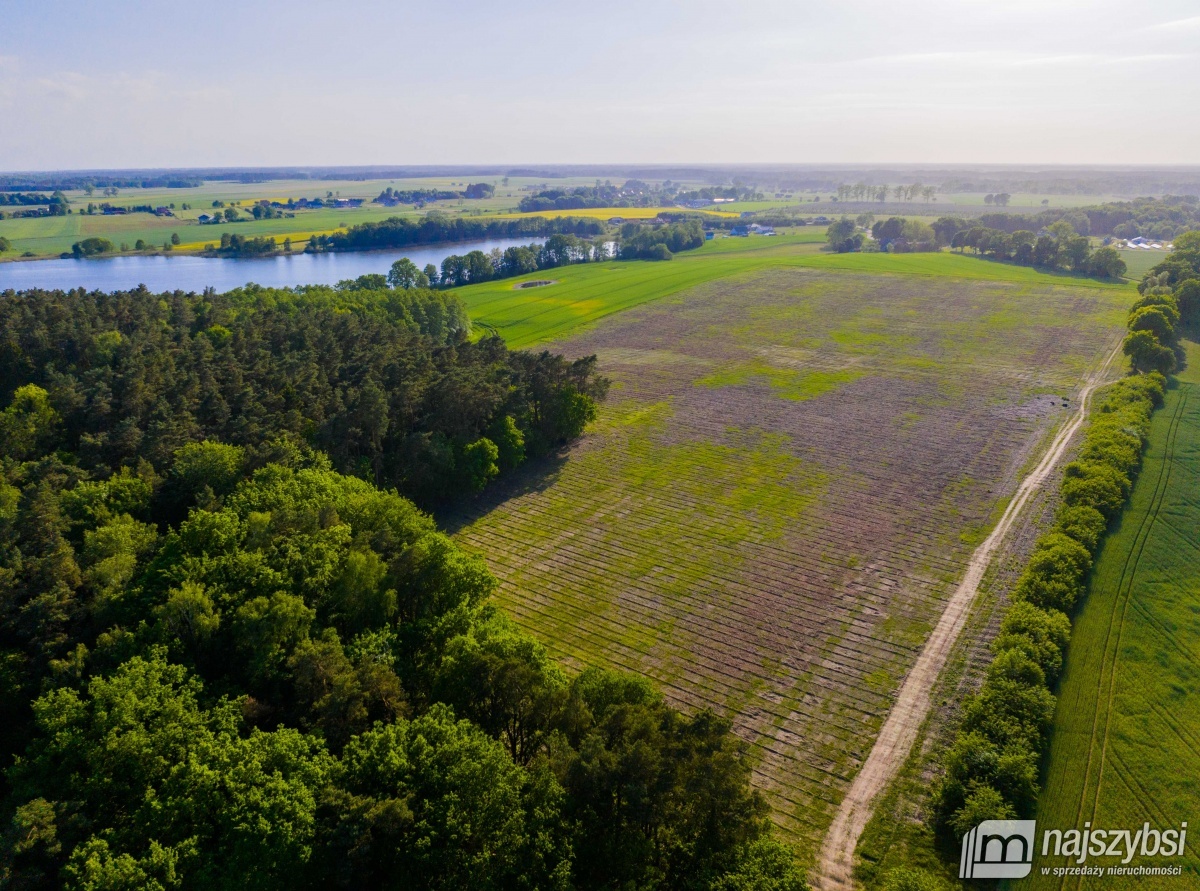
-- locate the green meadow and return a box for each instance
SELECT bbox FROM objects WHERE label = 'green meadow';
[457,241,1132,349]
[1015,352,1200,890]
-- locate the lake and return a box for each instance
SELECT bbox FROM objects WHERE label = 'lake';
[0,238,547,293]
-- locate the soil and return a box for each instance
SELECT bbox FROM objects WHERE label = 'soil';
[813,341,1124,891]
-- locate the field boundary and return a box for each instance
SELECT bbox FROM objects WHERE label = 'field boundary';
[1061,383,1190,890]
[814,339,1124,891]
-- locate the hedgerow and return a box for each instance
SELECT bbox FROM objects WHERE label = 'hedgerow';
[933,326,1167,838]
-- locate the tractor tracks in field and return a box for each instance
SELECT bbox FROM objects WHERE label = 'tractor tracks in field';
[814,342,1124,891]
[1063,382,1190,891]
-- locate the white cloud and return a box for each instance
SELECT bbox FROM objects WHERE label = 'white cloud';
[1140,15,1200,31]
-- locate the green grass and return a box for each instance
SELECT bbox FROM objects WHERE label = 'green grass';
[1014,367,1200,890]
[696,361,866,402]
[1117,248,1165,282]
[457,245,1133,350]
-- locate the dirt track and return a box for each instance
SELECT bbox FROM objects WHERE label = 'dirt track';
[814,342,1123,891]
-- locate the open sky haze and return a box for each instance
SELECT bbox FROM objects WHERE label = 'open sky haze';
[1,0,1198,170]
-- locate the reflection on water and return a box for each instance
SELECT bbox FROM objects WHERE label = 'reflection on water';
[0,238,547,293]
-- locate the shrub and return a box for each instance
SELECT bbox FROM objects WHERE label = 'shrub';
[961,678,1056,750]
[1055,504,1107,552]
[1061,462,1130,518]
[987,648,1046,688]
[1122,329,1175,374]
[72,237,115,257]
[934,295,1164,850]
[1128,293,1180,327]
[1012,532,1093,611]
[949,785,1016,841]
[1128,306,1177,344]
[1176,279,1200,324]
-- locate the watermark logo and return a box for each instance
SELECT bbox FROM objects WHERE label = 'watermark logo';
[959,819,1189,880]
[960,820,1037,879]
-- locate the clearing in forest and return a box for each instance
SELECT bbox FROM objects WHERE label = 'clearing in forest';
[1017,355,1200,891]
[449,263,1129,860]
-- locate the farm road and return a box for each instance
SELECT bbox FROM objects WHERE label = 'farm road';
[814,342,1124,891]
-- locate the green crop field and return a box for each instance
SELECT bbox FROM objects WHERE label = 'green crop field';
[1117,248,1167,281]
[1015,347,1200,890]
[448,248,1132,860]
[458,242,1129,350]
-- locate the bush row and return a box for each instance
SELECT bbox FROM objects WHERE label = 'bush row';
[934,366,1166,839]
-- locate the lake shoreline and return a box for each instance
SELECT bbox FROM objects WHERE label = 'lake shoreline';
[0,237,549,293]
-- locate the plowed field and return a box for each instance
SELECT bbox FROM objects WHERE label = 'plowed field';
[450,265,1129,860]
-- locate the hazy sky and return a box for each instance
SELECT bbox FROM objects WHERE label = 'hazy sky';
[2,0,1198,170]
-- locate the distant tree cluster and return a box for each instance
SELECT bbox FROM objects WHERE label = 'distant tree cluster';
[1124,230,1200,373]
[434,233,614,287]
[207,233,280,256]
[69,237,115,258]
[0,175,199,191]
[0,193,56,207]
[462,182,494,199]
[833,182,937,203]
[515,180,714,213]
[617,220,705,259]
[944,197,1200,241]
[944,219,1126,278]
[869,217,936,252]
[378,222,703,292]
[373,187,463,206]
[825,218,863,252]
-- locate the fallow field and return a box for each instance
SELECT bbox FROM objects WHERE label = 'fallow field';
[448,253,1131,860]
[1016,348,1200,890]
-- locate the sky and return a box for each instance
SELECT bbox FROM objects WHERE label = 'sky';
[1,0,1199,171]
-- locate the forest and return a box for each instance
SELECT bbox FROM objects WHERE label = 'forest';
[0,282,803,890]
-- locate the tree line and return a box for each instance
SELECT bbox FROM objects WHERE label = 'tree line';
[948,220,1127,279]
[823,214,1127,279]
[833,182,937,203]
[0,281,805,889]
[0,194,55,207]
[305,213,604,254]
[927,228,1200,872]
[933,372,1164,840]
[373,184,493,206]
[384,221,707,291]
[956,196,1199,241]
